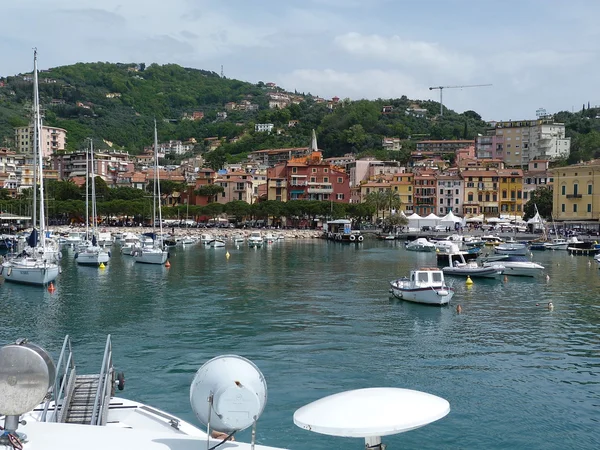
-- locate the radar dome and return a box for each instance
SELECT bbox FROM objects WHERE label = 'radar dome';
[190,355,267,433]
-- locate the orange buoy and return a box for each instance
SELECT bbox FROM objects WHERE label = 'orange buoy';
[165,260,171,268]
[47,282,56,293]
[503,275,508,282]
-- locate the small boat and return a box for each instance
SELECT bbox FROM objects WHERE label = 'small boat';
[389,268,454,305]
[481,235,504,246]
[494,239,528,256]
[544,238,568,250]
[481,254,545,277]
[209,238,226,248]
[232,233,245,245]
[405,237,437,252]
[248,231,264,248]
[200,233,214,245]
[443,252,504,278]
[264,233,276,244]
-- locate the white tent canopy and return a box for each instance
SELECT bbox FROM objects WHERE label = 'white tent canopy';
[420,213,441,228]
[439,211,463,227]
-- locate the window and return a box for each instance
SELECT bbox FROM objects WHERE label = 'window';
[455,189,459,195]
[312,168,317,173]
[502,190,507,199]
[337,177,343,183]
[221,192,226,197]
[336,193,344,200]
[310,177,316,182]
[588,184,593,195]
[440,189,444,194]
[292,167,297,173]
[324,168,328,173]
[561,185,566,195]
[573,204,578,213]
[574,184,579,195]
[455,199,459,204]
[588,204,592,213]
[468,193,473,202]
[561,204,565,212]
[323,177,329,183]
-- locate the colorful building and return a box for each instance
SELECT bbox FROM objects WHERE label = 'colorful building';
[551,161,600,222]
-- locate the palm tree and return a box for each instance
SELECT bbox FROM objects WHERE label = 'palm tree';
[383,190,402,217]
[365,191,386,221]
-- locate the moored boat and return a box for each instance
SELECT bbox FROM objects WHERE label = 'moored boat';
[389,267,454,305]
[480,254,545,277]
[443,252,504,278]
[405,237,437,252]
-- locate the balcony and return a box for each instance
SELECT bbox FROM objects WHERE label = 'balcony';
[566,194,582,199]
[307,186,333,194]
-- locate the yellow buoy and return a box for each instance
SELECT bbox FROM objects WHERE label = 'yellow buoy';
[99,263,105,269]
[465,276,473,285]
[226,251,230,259]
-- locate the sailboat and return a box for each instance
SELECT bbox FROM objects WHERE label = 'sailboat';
[0,50,60,285]
[134,121,169,265]
[75,139,110,266]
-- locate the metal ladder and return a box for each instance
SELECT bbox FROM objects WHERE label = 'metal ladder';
[41,335,115,426]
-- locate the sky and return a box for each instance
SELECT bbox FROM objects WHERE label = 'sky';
[1,0,599,120]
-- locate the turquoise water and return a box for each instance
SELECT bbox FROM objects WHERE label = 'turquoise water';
[1,239,599,449]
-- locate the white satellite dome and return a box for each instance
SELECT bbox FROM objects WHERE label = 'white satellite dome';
[190,355,267,433]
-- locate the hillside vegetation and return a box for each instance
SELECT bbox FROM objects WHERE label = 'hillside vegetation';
[1,61,599,163]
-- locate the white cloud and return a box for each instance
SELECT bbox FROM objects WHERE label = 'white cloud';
[278,68,431,100]
[334,32,478,78]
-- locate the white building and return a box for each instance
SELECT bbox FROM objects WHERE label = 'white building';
[14,124,67,157]
[382,137,402,151]
[255,123,274,133]
[436,173,464,215]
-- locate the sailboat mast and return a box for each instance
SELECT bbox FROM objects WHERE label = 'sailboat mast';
[154,120,164,242]
[85,139,90,239]
[90,140,97,237]
[32,49,39,238]
[34,49,46,246]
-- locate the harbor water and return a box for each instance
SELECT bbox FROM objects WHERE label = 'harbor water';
[0,239,598,449]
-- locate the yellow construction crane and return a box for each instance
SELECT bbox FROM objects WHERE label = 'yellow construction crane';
[429,84,492,116]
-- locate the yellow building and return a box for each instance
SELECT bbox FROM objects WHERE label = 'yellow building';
[390,172,414,213]
[551,161,600,221]
[460,168,500,217]
[498,168,524,215]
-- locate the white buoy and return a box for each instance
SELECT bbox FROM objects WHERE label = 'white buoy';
[546,274,550,282]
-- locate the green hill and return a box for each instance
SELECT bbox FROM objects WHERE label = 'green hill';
[0,61,494,160]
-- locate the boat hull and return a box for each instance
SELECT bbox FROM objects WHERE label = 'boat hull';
[484,262,544,277]
[390,282,454,305]
[1,260,59,285]
[443,266,503,278]
[76,249,110,266]
[134,249,168,265]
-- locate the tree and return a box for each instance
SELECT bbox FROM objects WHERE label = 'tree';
[383,190,402,217]
[194,184,224,203]
[523,186,553,220]
[204,149,227,171]
[365,191,386,220]
[225,200,251,222]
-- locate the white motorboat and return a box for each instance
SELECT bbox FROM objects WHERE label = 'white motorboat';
[134,122,168,266]
[181,236,196,245]
[389,268,454,305]
[97,231,114,247]
[120,233,140,255]
[494,239,528,256]
[405,237,437,252]
[544,238,568,250]
[209,238,226,248]
[64,231,86,247]
[443,252,504,278]
[1,51,59,286]
[264,233,276,244]
[248,231,264,248]
[200,233,214,245]
[0,336,450,450]
[481,255,544,277]
[232,233,245,245]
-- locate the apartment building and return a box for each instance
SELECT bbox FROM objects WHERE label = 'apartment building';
[551,161,600,221]
[436,172,463,215]
[476,119,570,166]
[14,125,67,157]
[523,160,553,203]
[498,168,523,215]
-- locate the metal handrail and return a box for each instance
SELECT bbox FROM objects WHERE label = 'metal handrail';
[90,335,113,425]
[41,335,76,422]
